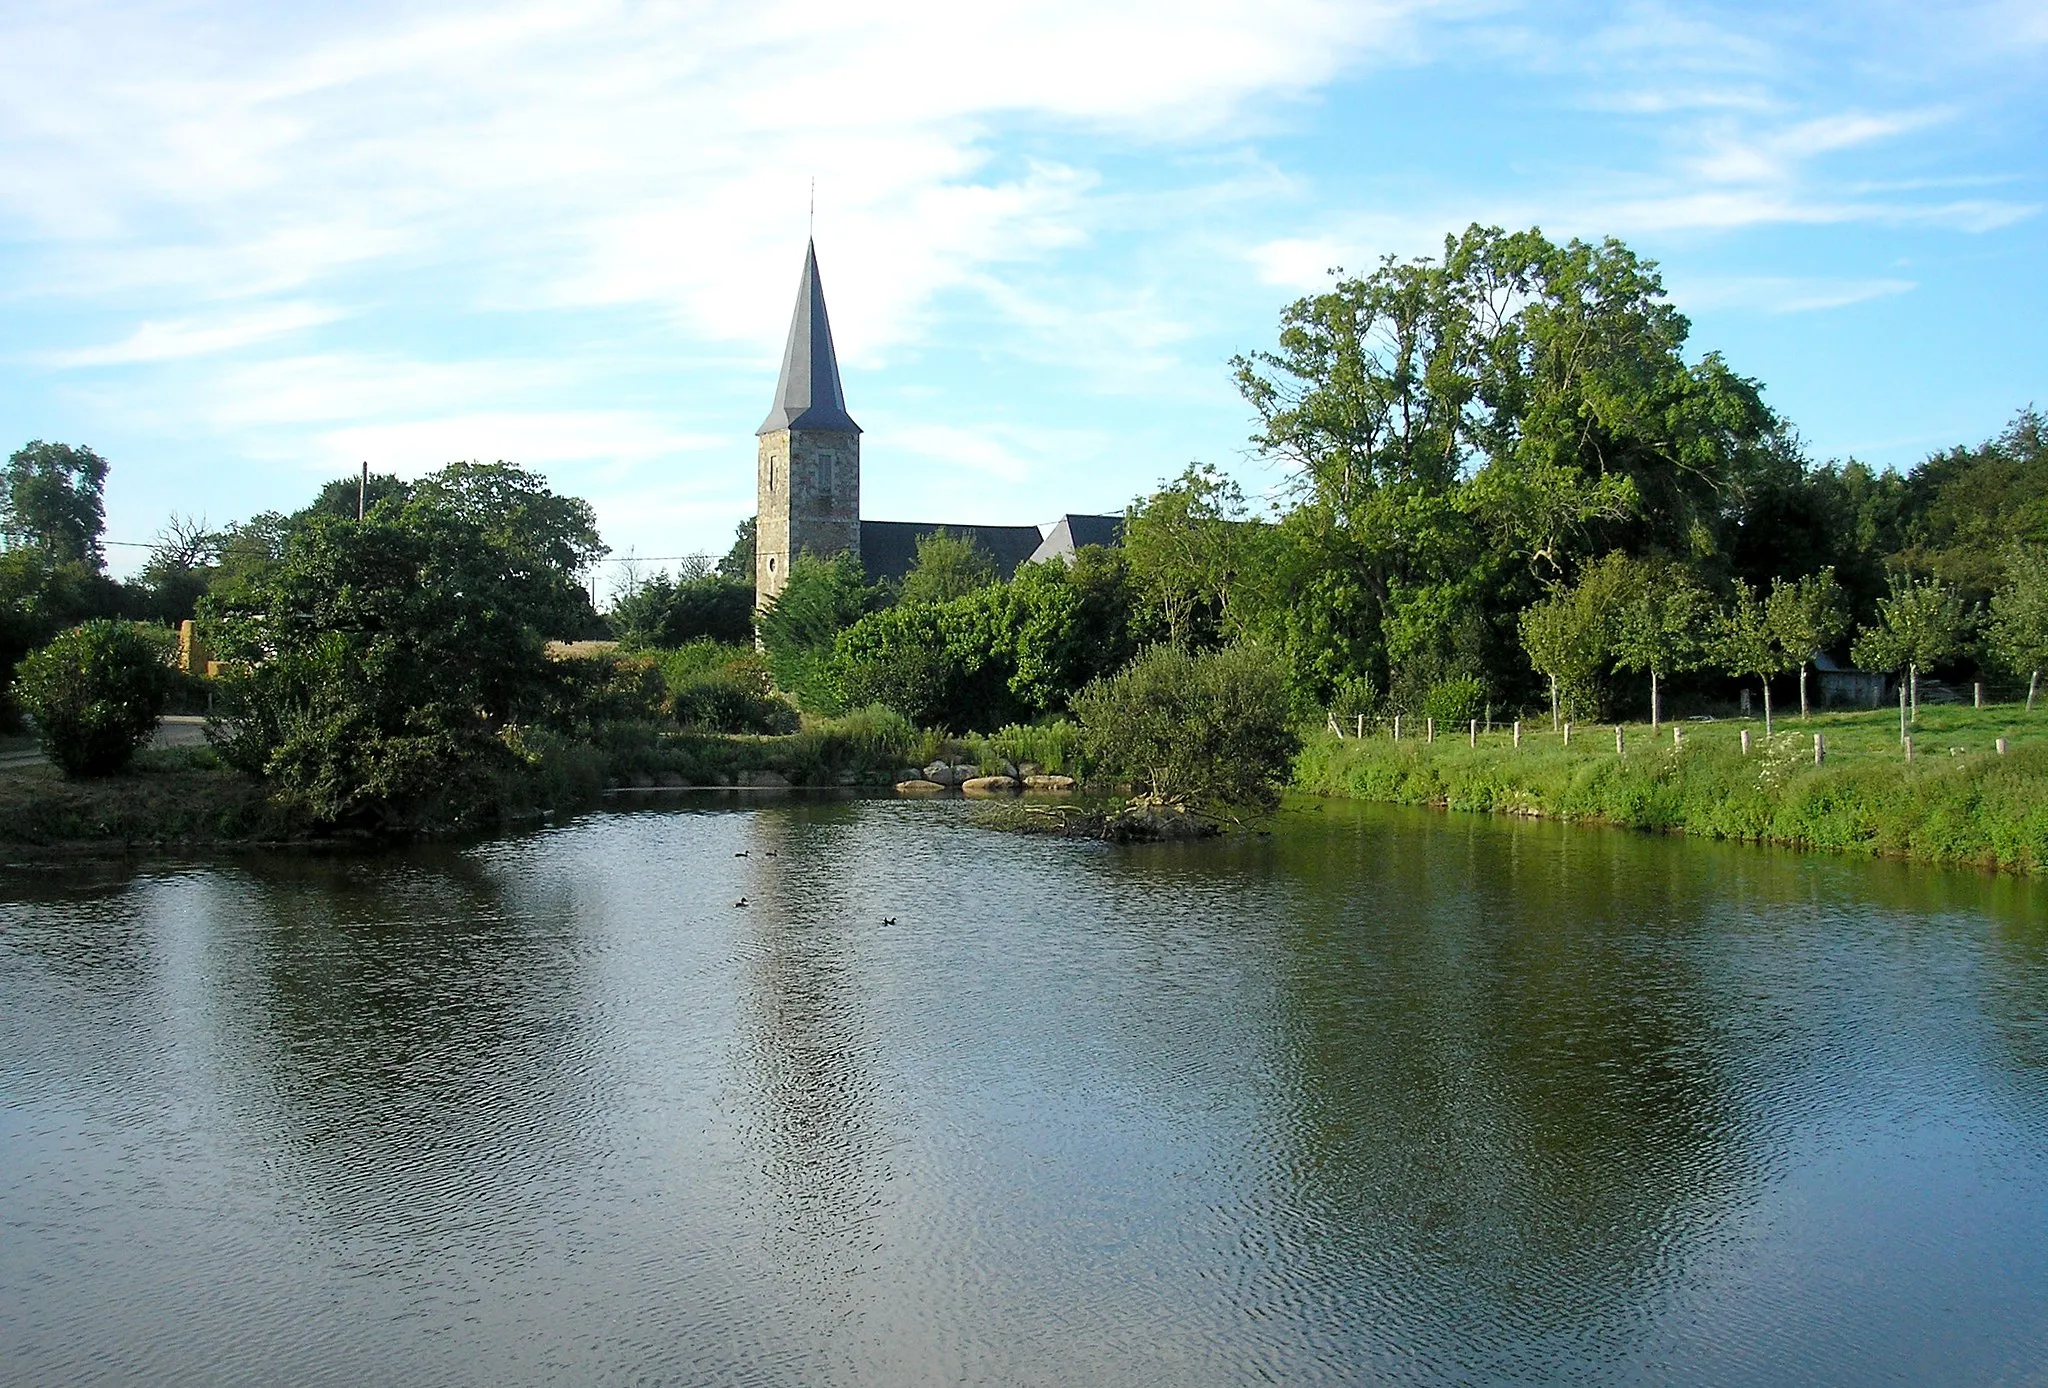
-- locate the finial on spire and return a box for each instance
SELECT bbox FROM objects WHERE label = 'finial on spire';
[809,176,815,239]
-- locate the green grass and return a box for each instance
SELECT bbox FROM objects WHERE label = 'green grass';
[1293,701,2048,873]
[0,746,311,850]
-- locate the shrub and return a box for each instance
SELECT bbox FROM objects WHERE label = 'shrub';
[16,620,172,777]
[1071,642,1298,808]
[670,669,799,734]
[971,720,1086,775]
[1421,676,1485,726]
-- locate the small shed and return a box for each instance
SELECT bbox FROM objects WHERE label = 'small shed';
[1813,652,1888,708]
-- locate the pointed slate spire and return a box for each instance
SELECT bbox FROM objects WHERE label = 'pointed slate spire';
[757,240,860,436]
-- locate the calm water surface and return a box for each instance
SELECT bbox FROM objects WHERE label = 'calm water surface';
[2,797,2045,1385]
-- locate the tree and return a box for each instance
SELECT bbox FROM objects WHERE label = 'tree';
[1765,568,1849,718]
[609,571,754,648]
[1071,643,1298,810]
[133,514,222,624]
[15,620,171,776]
[896,528,997,607]
[717,517,756,582]
[756,551,879,710]
[297,470,410,525]
[1123,462,1252,648]
[3,441,110,567]
[203,507,575,830]
[1985,544,2048,710]
[1520,585,1607,728]
[1609,559,1714,729]
[403,461,608,637]
[1718,583,1795,736]
[1850,573,1975,725]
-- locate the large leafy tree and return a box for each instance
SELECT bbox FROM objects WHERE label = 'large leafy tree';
[1229,224,1799,712]
[1122,462,1254,649]
[203,506,572,830]
[3,441,110,568]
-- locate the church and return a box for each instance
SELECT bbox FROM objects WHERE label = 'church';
[752,241,1121,608]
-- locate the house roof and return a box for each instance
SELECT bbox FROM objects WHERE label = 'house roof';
[758,240,861,437]
[859,520,1048,584]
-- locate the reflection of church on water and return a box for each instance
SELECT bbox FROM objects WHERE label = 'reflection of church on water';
[750,240,1121,610]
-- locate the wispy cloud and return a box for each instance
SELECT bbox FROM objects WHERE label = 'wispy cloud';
[1665,274,1917,314]
[40,302,341,366]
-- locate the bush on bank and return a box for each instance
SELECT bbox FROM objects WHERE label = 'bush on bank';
[1292,724,2048,873]
[16,619,172,777]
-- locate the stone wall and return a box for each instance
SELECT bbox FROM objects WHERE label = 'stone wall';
[756,426,861,607]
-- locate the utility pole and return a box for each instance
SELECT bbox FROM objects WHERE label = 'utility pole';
[357,461,368,521]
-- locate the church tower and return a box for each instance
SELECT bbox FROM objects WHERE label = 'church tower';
[756,240,860,608]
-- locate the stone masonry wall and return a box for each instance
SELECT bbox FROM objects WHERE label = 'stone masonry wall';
[756,427,861,607]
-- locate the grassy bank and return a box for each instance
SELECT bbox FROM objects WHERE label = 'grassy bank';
[1292,703,2048,873]
[0,746,312,851]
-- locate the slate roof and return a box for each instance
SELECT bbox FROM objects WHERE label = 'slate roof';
[758,240,861,436]
[859,520,1048,585]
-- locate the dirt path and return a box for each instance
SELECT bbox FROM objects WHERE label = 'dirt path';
[0,716,209,771]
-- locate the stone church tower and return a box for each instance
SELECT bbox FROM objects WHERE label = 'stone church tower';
[755,240,860,608]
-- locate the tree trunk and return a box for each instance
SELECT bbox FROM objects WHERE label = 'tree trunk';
[1551,674,1559,732]
[1650,669,1660,730]
[1910,663,1919,723]
[1763,679,1772,738]
[1799,664,1810,719]
[2031,670,2039,712]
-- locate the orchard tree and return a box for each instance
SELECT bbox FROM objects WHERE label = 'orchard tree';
[1986,544,2048,710]
[1851,573,1975,724]
[1610,559,1715,729]
[1765,568,1849,718]
[1719,583,1795,736]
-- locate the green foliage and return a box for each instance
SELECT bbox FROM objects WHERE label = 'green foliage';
[3,440,109,567]
[1293,708,2048,874]
[718,517,756,582]
[202,507,568,831]
[896,528,997,607]
[1516,553,1636,719]
[968,720,1087,776]
[832,552,1140,731]
[1851,572,1975,675]
[655,643,797,735]
[1610,558,1715,682]
[1420,677,1486,726]
[1071,643,1299,809]
[16,620,172,777]
[757,551,878,710]
[1765,568,1849,669]
[1122,462,1251,647]
[1986,544,2048,679]
[610,571,754,648]
[1718,582,1793,682]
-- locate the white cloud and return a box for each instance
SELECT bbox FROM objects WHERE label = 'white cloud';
[1663,274,1917,314]
[315,411,715,476]
[40,302,341,366]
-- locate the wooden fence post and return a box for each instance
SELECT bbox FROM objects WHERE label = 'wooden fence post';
[1427,718,1435,744]
[1563,722,1572,747]
[1328,712,1344,738]
[1673,725,1682,747]
[1469,719,1477,746]
[1814,733,1824,765]
[1904,735,1913,763]
[1975,682,1983,709]
[1513,720,1522,748]
[1741,729,1751,755]
[1393,714,1401,741]
[1997,737,2008,756]
[1615,725,1625,755]
[1357,714,1365,740]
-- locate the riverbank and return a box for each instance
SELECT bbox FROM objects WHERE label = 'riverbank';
[1292,704,2048,873]
[0,747,313,853]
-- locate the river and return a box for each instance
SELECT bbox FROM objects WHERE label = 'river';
[2,796,2044,1385]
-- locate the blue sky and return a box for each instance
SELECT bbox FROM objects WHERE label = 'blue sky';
[1,0,2043,583]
